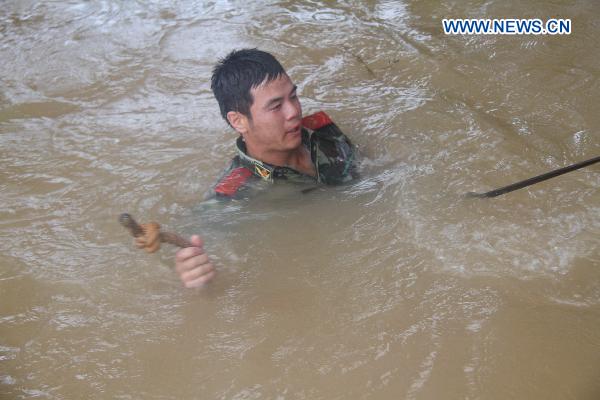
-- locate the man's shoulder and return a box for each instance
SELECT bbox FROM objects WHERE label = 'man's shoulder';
[304,112,358,185]
[303,112,351,142]
[301,111,335,132]
[212,156,256,199]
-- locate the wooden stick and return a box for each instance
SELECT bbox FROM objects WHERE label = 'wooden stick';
[119,213,193,249]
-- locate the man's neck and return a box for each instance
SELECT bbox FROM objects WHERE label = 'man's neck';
[245,143,298,166]
[246,143,315,177]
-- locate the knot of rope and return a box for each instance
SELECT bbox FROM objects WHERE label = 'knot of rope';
[135,222,162,253]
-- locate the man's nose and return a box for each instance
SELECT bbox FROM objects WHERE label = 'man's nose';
[284,99,301,120]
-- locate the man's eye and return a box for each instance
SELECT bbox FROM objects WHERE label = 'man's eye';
[271,103,282,110]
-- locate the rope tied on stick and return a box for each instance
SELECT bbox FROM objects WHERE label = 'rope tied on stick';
[119,213,192,253]
[134,221,161,253]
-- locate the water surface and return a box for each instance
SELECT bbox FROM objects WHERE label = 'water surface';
[1,1,599,399]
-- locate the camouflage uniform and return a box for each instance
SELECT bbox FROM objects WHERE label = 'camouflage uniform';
[213,111,358,199]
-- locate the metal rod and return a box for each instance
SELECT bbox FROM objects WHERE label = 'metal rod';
[466,155,600,198]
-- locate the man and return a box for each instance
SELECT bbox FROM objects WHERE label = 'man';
[175,49,357,288]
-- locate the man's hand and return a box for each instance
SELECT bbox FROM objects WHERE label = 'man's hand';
[174,235,216,288]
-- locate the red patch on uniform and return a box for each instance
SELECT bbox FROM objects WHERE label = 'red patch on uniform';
[214,167,253,197]
[302,111,333,130]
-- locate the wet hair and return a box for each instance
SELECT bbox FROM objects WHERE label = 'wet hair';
[211,48,286,124]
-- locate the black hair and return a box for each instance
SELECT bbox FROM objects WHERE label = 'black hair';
[210,48,286,124]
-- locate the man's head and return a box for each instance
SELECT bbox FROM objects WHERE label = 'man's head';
[211,48,287,125]
[211,49,303,163]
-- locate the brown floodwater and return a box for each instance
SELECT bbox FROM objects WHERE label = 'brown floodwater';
[1,1,599,399]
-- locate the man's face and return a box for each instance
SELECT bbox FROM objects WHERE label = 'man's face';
[244,74,303,154]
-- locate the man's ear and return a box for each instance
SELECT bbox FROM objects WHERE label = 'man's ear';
[226,111,249,136]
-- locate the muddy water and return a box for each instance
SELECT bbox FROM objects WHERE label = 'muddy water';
[1,1,599,399]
